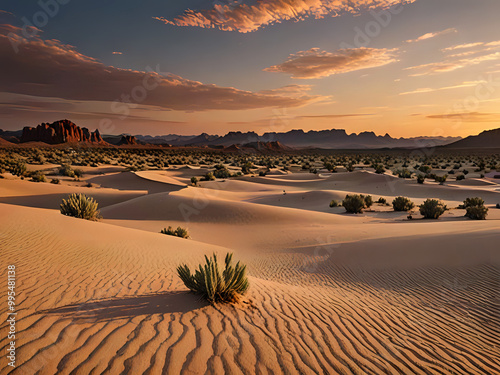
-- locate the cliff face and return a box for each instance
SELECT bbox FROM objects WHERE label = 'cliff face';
[20,120,104,144]
[117,135,137,145]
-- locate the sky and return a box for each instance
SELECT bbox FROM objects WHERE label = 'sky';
[1,0,500,137]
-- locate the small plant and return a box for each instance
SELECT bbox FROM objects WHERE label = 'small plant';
[60,193,101,221]
[462,197,488,220]
[434,175,448,185]
[465,206,488,220]
[377,197,386,204]
[160,226,190,239]
[73,169,84,179]
[419,199,447,219]
[329,199,341,208]
[343,194,366,214]
[202,172,215,181]
[59,164,75,177]
[191,176,198,186]
[417,174,425,184]
[50,178,60,184]
[392,196,415,212]
[363,195,373,208]
[456,174,465,181]
[31,171,46,183]
[374,164,385,174]
[177,253,249,304]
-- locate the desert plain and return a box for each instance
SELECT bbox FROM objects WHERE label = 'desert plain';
[0,150,499,375]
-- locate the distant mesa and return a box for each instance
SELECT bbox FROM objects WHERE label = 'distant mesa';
[20,120,105,144]
[118,135,137,145]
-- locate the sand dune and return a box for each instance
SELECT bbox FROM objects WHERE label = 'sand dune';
[1,203,499,374]
[1,167,500,374]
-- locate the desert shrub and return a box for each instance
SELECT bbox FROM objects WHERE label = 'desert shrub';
[419,199,447,219]
[11,160,27,177]
[434,175,448,185]
[396,169,412,178]
[202,172,215,181]
[31,171,46,182]
[377,197,386,204]
[50,178,60,184]
[343,194,366,214]
[463,197,484,208]
[462,197,488,220]
[177,253,249,304]
[465,206,488,220]
[59,164,75,177]
[363,195,373,208]
[496,203,500,209]
[60,193,101,221]
[392,196,415,211]
[214,167,231,179]
[329,199,341,208]
[456,174,465,181]
[417,174,425,184]
[418,165,432,174]
[374,164,385,174]
[73,169,84,178]
[191,176,198,186]
[259,171,266,177]
[161,226,190,239]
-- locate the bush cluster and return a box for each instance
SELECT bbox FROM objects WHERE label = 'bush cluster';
[392,196,415,212]
[161,226,190,239]
[60,193,101,221]
[463,197,488,220]
[419,199,447,219]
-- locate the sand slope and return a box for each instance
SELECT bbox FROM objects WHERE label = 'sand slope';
[1,202,499,374]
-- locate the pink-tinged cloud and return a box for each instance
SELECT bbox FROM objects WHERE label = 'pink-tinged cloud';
[405,52,500,76]
[0,24,319,111]
[154,0,416,33]
[112,51,123,55]
[264,47,398,79]
[405,28,457,43]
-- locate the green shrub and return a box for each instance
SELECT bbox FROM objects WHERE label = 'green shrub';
[465,206,488,220]
[160,226,190,239]
[59,164,75,177]
[214,167,231,179]
[417,174,425,184]
[191,176,198,186]
[177,253,249,304]
[31,171,46,183]
[11,160,27,177]
[343,194,366,214]
[202,172,215,181]
[463,197,484,208]
[50,178,60,184]
[392,196,415,211]
[60,193,101,221]
[73,169,84,178]
[434,175,448,185]
[374,164,385,174]
[363,195,373,208]
[329,199,341,208]
[377,197,386,204]
[419,199,447,219]
[456,174,465,181]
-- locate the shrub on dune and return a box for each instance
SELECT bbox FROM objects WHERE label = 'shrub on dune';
[417,174,425,184]
[60,193,101,221]
[177,253,249,304]
[161,226,190,239]
[419,199,447,219]
[392,196,415,212]
[191,176,198,186]
[462,197,488,220]
[342,194,366,214]
[31,171,46,182]
[363,195,373,208]
[377,197,387,204]
[329,199,341,208]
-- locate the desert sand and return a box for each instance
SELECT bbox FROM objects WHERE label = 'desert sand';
[1,168,499,374]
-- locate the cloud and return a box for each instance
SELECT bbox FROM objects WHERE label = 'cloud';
[399,80,486,95]
[264,47,398,79]
[112,51,123,55]
[405,52,500,76]
[442,42,484,52]
[154,0,416,33]
[427,112,500,122]
[405,28,457,43]
[0,24,319,111]
[296,113,373,119]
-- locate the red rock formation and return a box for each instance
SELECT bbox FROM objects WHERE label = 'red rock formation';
[20,120,104,144]
[117,135,137,145]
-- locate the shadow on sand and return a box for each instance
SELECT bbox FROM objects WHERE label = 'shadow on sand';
[40,291,207,322]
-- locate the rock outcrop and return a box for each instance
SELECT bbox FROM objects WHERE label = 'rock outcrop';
[20,120,104,144]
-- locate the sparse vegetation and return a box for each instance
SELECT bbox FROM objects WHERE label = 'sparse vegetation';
[463,197,488,220]
[329,199,341,208]
[191,176,198,186]
[31,171,46,182]
[419,199,447,219]
[60,193,101,221]
[392,196,415,212]
[160,226,190,239]
[377,197,386,204]
[177,253,249,304]
[343,194,366,214]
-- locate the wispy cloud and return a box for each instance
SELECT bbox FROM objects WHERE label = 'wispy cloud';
[0,24,320,111]
[405,28,457,43]
[154,0,416,33]
[427,112,500,122]
[399,80,486,95]
[442,42,484,52]
[264,47,398,79]
[296,113,373,119]
[405,52,500,76]
[112,51,123,55]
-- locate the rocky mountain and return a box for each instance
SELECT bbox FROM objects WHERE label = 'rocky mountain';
[20,120,105,144]
[136,129,460,149]
[444,128,500,149]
